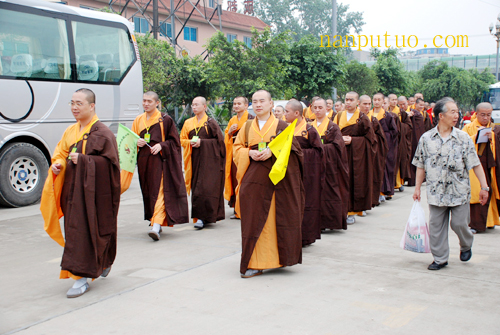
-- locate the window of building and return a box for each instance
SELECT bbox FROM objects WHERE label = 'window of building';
[184,27,197,42]
[227,34,237,43]
[0,8,71,80]
[133,17,149,34]
[160,22,172,38]
[209,0,217,8]
[243,36,252,48]
[72,21,135,82]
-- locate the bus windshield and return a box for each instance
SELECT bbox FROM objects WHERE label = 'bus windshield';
[488,88,500,110]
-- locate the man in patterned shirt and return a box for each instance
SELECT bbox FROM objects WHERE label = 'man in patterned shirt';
[412,97,488,271]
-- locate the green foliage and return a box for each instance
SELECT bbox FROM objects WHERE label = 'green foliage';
[206,28,291,105]
[371,47,407,96]
[254,0,364,42]
[285,35,346,100]
[417,61,496,110]
[341,60,378,97]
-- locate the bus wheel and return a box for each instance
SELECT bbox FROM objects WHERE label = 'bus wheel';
[0,143,49,207]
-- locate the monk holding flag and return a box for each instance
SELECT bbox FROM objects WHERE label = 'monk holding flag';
[121,91,189,241]
[463,103,500,233]
[312,98,349,230]
[284,99,323,245]
[371,93,398,201]
[333,92,376,224]
[234,90,304,278]
[180,97,225,229]
[224,97,254,219]
[40,88,120,298]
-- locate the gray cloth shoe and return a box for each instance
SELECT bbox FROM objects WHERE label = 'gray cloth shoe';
[148,230,160,241]
[101,266,111,278]
[67,283,89,298]
[379,195,386,203]
[358,211,367,217]
[399,185,405,192]
[346,215,355,225]
[241,269,263,278]
[194,220,204,229]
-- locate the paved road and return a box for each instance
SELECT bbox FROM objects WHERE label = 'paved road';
[1,176,499,335]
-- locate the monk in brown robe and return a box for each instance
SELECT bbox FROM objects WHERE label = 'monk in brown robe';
[334,100,344,114]
[180,96,225,229]
[463,103,500,233]
[224,97,254,219]
[408,97,416,109]
[121,92,189,241]
[326,98,336,120]
[333,92,376,224]
[40,88,120,298]
[399,96,424,187]
[284,99,323,244]
[273,105,286,121]
[388,94,412,192]
[415,98,433,131]
[304,96,320,121]
[312,98,349,230]
[360,95,388,208]
[234,90,304,278]
[371,93,398,201]
[383,97,390,111]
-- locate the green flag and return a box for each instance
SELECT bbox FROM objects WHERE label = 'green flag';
[117,123,140,173]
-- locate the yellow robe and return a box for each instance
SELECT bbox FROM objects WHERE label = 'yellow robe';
[463,119,500,227]
[305,106,316,121]
[40,114,100,280]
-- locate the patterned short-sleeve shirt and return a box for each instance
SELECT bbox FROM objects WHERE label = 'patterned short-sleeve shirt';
[412,126,480,207]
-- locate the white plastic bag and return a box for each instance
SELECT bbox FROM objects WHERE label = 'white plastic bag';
[400,201,431,253]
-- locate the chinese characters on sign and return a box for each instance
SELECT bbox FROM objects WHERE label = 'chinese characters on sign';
[227,0,237,12]
[244,0,254,15]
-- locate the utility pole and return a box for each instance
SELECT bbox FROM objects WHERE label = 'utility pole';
[153,0,159,39]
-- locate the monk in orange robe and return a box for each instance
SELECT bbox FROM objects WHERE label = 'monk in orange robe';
[463,103,500,233]
[326,98,337,120]
[180,97,225,229]
[121,91,189,241]
[273,105,286,121]
[40,88,120,298]
[224,96,254,218]
[234,90,304,278]
[304,96,320,121]
[415,98,433,131]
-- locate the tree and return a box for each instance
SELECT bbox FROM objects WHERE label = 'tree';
[371,48,407,96]
[285,35,346,100]
[341,60,378,97]
[254,0,364,42]
[206,28,291,103]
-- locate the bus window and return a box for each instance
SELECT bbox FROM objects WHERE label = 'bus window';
[72,21,134,83]
[0,8,71,80]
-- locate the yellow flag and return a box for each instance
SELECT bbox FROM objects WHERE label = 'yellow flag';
[268,119,297,185]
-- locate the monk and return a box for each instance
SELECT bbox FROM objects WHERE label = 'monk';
[234,90,304,278]
[326,98,336,120]
[463,103,500,233]
[333,92,376,224]
[371,93,398,201]
[360,95,388,208]
[334,100,344,114]
[273,105,286,121]
[304,96,320,121]
[224,97,254,219]
[408,97,416,109]
[40,88,120,298]
[180,97,225,229]
[388,93,412,192]
[399,96,424,187]
[383,97,390,111]
[415,98,433,131]
[284,99,323,245]
[121,91,189,241]
[312,98,349,229]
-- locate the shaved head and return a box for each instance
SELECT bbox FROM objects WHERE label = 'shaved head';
[75,88,95,104]
[346,91,359,100]
[286,99,303,116]
[398,96,407,102]
[373,93,384,99]
[144,91,159,101]
[388,94,397,100]
[313,98,327,108]
[476,102,493,113]
[253,90,272,101]
[359,95,371,103]
[193,96,207,106]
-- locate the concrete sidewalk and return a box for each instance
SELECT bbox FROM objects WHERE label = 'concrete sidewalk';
[1,179,499,335]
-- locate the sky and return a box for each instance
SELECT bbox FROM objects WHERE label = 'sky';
[235,0,500,55]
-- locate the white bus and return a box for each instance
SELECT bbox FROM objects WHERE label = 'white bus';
[0,0,142,207]
[485,82,500,123]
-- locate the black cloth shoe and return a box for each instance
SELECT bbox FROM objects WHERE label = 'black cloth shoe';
[460,249,472,262]
[428,261,448,270]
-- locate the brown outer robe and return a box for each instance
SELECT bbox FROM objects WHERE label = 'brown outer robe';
[335,112,377,212]
[237,120,305,274]
[295,122,323,244]
[407,110,425,186]
[370,116,389,207]
[186,117,226,223]
[137,114,189,224]
[378,112,399,196]
[394,110,413,182]
[319,120,349,229]
[60,121,120,278]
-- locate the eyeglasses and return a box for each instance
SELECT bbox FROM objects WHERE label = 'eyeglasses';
[68,101,86,107]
